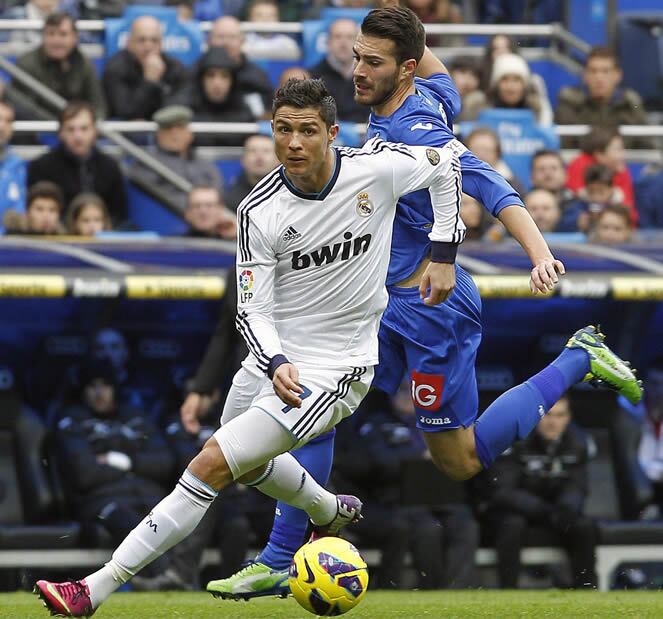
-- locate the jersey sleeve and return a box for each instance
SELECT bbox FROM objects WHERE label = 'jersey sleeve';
[380,139,465,262]
[235,208,285,376]
[414,73,462,123]
[390,116,524,217]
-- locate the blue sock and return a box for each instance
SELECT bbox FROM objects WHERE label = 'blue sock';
[474,347,590,469]
[256,430,335,570]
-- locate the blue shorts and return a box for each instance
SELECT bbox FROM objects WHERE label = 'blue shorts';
[373,266,482,432]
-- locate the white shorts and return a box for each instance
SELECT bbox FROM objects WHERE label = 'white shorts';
[221,359,374,449]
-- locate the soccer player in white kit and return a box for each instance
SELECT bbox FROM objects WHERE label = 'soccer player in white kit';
[35,78,464,617]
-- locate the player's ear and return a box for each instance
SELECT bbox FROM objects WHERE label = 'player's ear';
[328,123,340,144]
[402,59,417,80]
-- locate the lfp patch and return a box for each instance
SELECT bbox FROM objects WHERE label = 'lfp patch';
[238,270,254,291]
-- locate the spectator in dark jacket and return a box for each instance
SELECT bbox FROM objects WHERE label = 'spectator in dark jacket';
[635,167,663,229]
[480,396,597,588]
[207,16,273,118]
[103,15,188,119]
[27,101,128,225]
[555,47,651,149]
[310,19,368,123]
[173,47,256,145]
[56,359,175,554]
[7,12,106,120]
[225,134,278,211]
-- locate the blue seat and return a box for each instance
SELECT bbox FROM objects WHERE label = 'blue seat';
[617,11,663,106]
[126,183,187,235]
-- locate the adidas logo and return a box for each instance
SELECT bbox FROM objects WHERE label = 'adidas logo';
[282,226,301,242]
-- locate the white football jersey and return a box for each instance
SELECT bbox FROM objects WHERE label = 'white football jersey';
[235,137,465,372]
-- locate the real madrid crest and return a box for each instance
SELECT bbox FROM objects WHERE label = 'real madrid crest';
[426,148,440,166]
[356,192,374,217]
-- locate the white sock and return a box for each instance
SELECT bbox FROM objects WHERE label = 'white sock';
[246,452,337,525]
[85,470,217,608]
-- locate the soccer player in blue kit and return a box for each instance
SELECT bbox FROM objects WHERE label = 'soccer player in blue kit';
[206,5,642,599]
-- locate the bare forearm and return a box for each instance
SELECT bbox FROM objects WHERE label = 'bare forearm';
[498,205,553,264]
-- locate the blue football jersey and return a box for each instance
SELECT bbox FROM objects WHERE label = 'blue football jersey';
[367,72,524,285]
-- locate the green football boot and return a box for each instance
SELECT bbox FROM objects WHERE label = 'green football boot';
[566,325,643,404]
[206,561,290,601]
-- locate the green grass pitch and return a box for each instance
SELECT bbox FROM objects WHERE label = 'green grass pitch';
[3,590,663,619]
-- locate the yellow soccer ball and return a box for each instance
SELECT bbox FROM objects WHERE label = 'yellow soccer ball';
[289,537,369,616]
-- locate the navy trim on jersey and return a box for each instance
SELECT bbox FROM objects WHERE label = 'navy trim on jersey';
[451,155,464,244]
[235,311,270,372]
[339,138,416,161]
[237,171,283,263]
[290,367,366,440]
[278,149,342,201]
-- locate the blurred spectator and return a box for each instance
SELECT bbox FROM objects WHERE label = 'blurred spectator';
[56,359,175,579]
[563,165,625,234]
[132,105,222,209]
[243,0,301,61]
[464,126,525,194]
[65,192,112,236]
[27,101,128,225]
[481,396,597,589]
[103,15,189,120]
[278,66,311,89]
[460,193,491,240]
[555,47,650,149]
[0,101,26,232]
[637,363,663,515]
[3,180,64,235]
[480,0,562,25]
[635,166,663,229]
[405,0,464,47]
[310,19,368,123]
[225,133,278,211]
[566,127,637,226]
[530,149,574,212]
[184,185,237,239]
[487,53,552,125]
[207,16,273,118]
[524,188,561,233]
[91,327,164,416]
[449,56,486,122]
[588,204,632,244]
[168,0,195,20]
[480,34,551,115]
[7,12,106,120]
[172,47,255,145]
[179,268,247,434]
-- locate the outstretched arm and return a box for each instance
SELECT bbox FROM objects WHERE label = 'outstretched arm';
[498,205,566,294]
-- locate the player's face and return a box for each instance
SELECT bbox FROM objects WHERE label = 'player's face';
[352,34,401,107]
[272,106,337,182]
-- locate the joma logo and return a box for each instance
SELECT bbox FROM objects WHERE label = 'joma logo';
[291,232,371,270]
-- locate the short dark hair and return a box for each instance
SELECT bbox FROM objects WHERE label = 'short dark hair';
[584,164,614,186]
[44,11,76,31]
[586,46,619,68]
[27,181,64,212]
[581,126,620,155]
[597,203,630,226]
[464,126,501,158]
[59,101,96,127]
[449,56,481,78]
[361,7,425,65]
[531,149,564,169]
[272,78,337,128]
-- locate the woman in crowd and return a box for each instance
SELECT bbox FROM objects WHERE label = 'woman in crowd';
[66,193,112,237]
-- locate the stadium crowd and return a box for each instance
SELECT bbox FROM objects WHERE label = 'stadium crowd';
[1,0,663,592]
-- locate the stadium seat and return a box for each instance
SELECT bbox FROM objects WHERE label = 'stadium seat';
[126,182,188,236]
[0,385,80,551]
[617,11,663,107]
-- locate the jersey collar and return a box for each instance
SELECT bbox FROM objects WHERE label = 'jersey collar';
[279,149,341,201]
